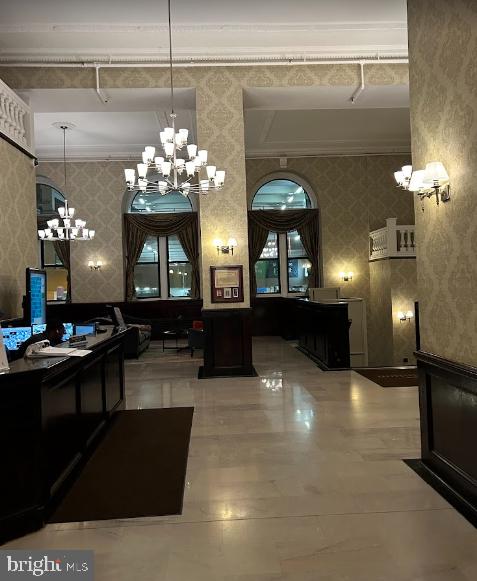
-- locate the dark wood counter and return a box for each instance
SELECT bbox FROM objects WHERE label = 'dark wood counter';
[294,299,350,369]
[0,326,132,543]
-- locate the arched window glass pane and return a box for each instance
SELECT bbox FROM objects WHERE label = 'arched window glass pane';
[36,183,65,215]
[252,179,311,210]
[130,191,192,213]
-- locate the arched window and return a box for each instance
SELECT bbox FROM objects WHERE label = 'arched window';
[128,190,193,298]
[251,177,317,296]
[36,177,70,302]
[252,179,312,210]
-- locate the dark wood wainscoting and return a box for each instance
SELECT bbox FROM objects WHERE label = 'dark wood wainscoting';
[47,299,203,339]
[200,308,256,378]
[416,350,477,525]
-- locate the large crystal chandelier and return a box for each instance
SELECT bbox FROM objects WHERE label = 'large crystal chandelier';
[38,124,95,241]
[124,0,225,197]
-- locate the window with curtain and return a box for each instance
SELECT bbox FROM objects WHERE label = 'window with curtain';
[129,189,193,299]
[37,179,70,301]
[251,178,316,296]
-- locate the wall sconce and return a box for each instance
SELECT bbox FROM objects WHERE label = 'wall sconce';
[397,310,414,323]
[394,165,413,189]
[339,271,353,282]
[397,162,450,209]
[213,238,237,255]
[88,259,102,271]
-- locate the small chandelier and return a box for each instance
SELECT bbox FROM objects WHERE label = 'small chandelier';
[124,0,225,197]
[38,124,95,241]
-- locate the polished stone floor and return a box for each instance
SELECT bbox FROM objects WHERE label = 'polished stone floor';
[6,338,477,580]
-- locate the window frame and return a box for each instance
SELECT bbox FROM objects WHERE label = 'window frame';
[250,174,320,299]
[286,230,310,294]
[134,236,161,299]
[255,232,281,295]
[166,235,192,298]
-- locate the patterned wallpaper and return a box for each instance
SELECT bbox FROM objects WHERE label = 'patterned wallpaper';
[2,62,409,310]
[408,0,477,366]
[368,260,393,367]
[0,138,37,317]
[390,259,418,365]
[38,162,129,303]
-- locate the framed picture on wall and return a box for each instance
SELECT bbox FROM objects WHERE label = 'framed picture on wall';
[211,265,244,303]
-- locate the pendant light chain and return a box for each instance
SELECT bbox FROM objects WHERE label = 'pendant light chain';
[168,0,174,116]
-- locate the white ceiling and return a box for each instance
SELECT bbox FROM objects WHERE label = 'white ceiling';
[244,85,410,156]
[19,84,410,160]
[18,89,197,160]
[0,0,408,63]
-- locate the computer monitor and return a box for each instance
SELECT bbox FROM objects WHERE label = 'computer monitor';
[25,268,47,326]
[74,324,96,337]
[62,323,74,341]
[32,323,46,335]
[1,327,32,352]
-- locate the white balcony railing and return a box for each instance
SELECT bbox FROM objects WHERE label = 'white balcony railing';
[369,218,416,261]
[0,78,34,155]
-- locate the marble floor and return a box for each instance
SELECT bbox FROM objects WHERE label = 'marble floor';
[5,338,477,580]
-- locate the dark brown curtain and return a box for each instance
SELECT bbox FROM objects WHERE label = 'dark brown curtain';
[124,213,200,301]
[297,221,320,289]
[177,223,200,300]
[247,209,321,291]
[52,240,72,301]
[248,221,270,296]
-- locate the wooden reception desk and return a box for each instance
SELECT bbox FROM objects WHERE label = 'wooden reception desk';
[0,327,132,543]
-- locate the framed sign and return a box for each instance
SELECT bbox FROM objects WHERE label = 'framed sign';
[211,265,244,303]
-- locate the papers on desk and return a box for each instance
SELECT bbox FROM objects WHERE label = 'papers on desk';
[29,346,92,358]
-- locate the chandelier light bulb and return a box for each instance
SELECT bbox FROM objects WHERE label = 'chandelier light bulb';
[68,207,75,218]
[185,161,195,176]
[137,163,147,179]
[164,142,174,157]
[164,127,174,141]
[182,183,190,196]
[187,144,197,159]
[175,158,185,172]
[125,168,136,186]
[206,165,216,180]
[154,157,164,169]
[138,178,147,192]
[198,150,208,164]
[161,161,172,176]
[58,207,66,218]
[145,146,155,161]
[142,151,149,164]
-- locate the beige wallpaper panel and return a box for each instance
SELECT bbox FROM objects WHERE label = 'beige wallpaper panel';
[37,161,129,303]
[390,259,418,365]
[0,138,38,317]
[408,0,477,366]
[368,260,393,367]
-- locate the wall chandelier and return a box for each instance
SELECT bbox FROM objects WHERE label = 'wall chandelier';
[38,124,95,241]
[124,0,225,197]
[394,162,451,209]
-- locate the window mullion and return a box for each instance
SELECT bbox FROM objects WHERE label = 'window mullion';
[279,232,287,296]
[159,236,168,299]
